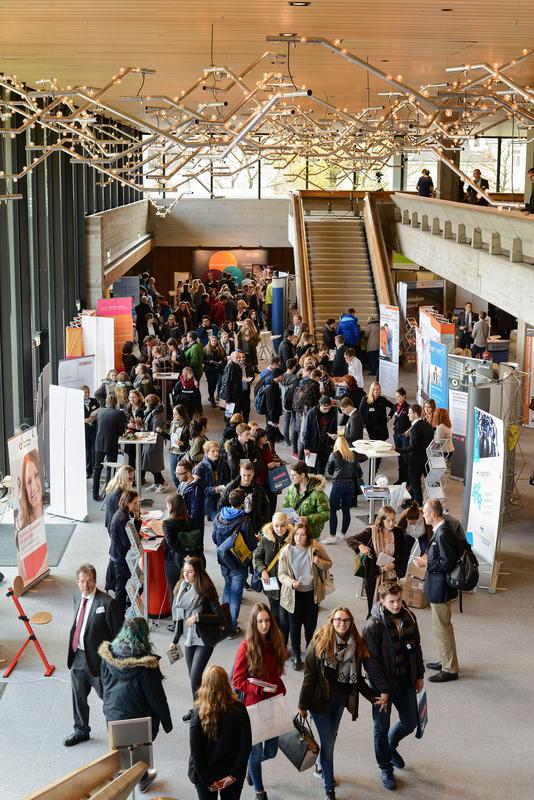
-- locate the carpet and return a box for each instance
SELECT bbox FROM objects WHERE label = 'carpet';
[0,524,77,567]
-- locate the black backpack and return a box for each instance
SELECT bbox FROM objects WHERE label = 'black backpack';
[447,541,479,612]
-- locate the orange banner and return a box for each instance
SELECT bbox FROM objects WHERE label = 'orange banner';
[65,327,84,358]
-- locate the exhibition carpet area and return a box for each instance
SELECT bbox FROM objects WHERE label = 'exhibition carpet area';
[0,367,533,800]
[0,523,77,567]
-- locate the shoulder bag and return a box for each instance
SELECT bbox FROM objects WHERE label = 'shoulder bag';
[278,714,320,771]
[251,547,283,593]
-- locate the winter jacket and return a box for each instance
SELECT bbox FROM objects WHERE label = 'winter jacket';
[185,342,204,380]
[171,379,202,418]
[225,438,261,480]
[424,521,460,603]
[282,476,330,540]
[193,456,229,520]
[253,524,293,599]
[188,702,252,788]
[172,594,223,648]
[278,338,295,370]
[302,406,338,454]
[219,361,245,406]
[298,639,375,720]
[264,380,282,425]
[331,345,348,378]
[212,506,257,561]
[359,396,395,441]
[281,372,300,411]
[188,434,208,465]
[178,477,205,527]
[133,374,155,398]
[363,319,380,352]
[232,638,286,705]
[362,602,424,693]
[336,313,360,347]
[325,451,359,483]
[141,403,166,473]
[99,642,173,740]
[195,323,219,347]
[218,477,270,535]
[278,542,332,614]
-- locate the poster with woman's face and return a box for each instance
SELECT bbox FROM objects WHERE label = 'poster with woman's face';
[8,428,49,588]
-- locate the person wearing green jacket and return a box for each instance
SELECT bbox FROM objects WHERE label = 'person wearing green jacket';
[283,460,330,540]
[185,331,204,381]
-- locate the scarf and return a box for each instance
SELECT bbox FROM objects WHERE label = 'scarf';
[180,376,196,390]
[371,524,397,600]
[173,581,201,621]
[323,633,358,684]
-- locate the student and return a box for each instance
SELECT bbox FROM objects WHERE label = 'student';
[108,491,141,616]
[188,665,252,800]
[283,461,330,541]
[392,388,410,484]
[302,395,338,475]
[324,436,358,543]
[254,513,294,645]
[193,440,228,522]
[362,581,425,791]
[298,607,376,800]
[168,405,191,488]
[232,603,287,800]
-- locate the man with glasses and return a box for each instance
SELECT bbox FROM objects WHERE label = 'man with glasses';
[362,581,425,791]
[175,459,205,535]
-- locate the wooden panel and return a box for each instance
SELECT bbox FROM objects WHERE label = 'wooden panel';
[24,751,121,800]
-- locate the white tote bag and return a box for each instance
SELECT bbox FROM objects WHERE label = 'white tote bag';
[247,693,294,746]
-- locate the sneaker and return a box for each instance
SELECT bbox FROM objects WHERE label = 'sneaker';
[325,792,336,800]
[291,655,302,671]
[256,793,268,800]
[182,709,193,722]
[390,749,405,769]
[145,484,157,492]
[380,769,396,790]
[228,626,242,639]
[320,537,338,545]
[314,766,337,787]
[139,768,157,793]
[154,484,167,493]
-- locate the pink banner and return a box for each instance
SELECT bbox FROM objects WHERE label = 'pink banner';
[96,297,133,317]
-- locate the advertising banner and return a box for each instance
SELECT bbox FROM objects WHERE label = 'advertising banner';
[48,385,88,522]
[7,427,49,591]
[523,327,534,428]
[416,308,456,404]
[81,315,115,390]
[65,326,84,358]
[448,354,493,480]
[379,304,400,399]
[429,341,448,409]
[97,297,133,371]
[466,408,504,566]
[113,276,141,306]
[58,355,96,395]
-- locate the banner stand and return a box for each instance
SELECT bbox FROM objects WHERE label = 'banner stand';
[48,386,88,523]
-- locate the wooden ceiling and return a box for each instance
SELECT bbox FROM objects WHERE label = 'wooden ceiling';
[1,0,533,114]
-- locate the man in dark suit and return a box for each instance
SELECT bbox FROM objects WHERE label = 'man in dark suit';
[466,168,489,205]
[64,563,123,746]
[92,394,127,500]
[134,294,151,342]
[331,335,348,378]
[456,301,478,351]
[415,500,460,683]
[523,166,534,215]
[400,404,434,505]
[219,350,254,422]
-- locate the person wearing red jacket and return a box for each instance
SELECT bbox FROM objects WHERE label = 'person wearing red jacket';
[232,603,287,800]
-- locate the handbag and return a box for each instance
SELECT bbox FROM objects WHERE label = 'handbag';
[317,563,336,595]
[268,464,291,493]
[217,530,253,570]
[251,548,283,593]
[246,693,293,746]
[278,714,320,772]
[216,602,233,642]
[353,552,367,578]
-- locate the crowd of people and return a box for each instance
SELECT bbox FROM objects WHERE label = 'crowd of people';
[70,270,469,799]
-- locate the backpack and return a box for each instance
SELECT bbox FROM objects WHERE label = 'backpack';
[254,380,269,415]
[283,378,299,412]
[446,541,479,612]
[292,383,307,414]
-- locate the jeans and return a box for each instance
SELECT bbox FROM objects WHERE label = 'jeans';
[169,452,181,488]
[184,644,214,700]
[282,410,291,444]
[205,367,220,400]
[289,591,318,658]
[268,595,289,645]
[219,562,248,627]
[311,692,346,793]
[248,737,279,792]
[329,481,354,535]
[372,684,419,770]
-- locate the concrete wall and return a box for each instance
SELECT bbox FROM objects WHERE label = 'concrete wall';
[150,198,291,248]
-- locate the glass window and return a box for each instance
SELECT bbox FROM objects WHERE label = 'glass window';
[403,150,438,191]
[212,153,258,198]
[260,156,307,197]
[498,138,527,193]
[460,138,499,192]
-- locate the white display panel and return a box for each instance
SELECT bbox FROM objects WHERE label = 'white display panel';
[48,385,88,522]
[81,315,115,390]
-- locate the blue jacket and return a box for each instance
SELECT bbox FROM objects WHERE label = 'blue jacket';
[178,477,205,529]
[193,456,230,520]
[336,314,360,347]
[196,324,219,347]
[212,507,256,554]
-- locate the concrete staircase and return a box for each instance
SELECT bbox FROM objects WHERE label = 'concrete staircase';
[304,217,378,332]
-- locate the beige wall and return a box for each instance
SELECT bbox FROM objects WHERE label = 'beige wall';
[150,198,291,248]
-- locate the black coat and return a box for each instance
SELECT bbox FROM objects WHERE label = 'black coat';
[94,407,126,454]
[218,478,270,534]
[346,526,404,582]
[67,589,123,677]
[359,396,395,440]
[343,409,365,445]
[331,345,348,377]
[322,325,336,350]
[265,381,282,424]
[219,361,243,406]
[225,438,261,479]
[278,338,295,370]
[189,702,252,786]
[401,418,434,472]
[172,595,223,648]
[325,451,359,482]
[362,603,424,693]
[302,406,337,453]
[424,521,459,603]
[99,642,173,740]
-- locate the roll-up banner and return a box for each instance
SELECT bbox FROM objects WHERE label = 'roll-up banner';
[416,308,456,404]
[378,304,400,399]
[448,354,493,480]
[58,355,96,395]
[523,327,534,427]
[81,315,115,390]
[429,341,448,409]
[48,385,88,522]
[96,297,133,372]
[466,408,504,568]
[7,427,49,592]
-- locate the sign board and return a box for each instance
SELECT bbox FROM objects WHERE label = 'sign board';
[467,408,504,567]
[58,355,96,395]
[378,304,400,399]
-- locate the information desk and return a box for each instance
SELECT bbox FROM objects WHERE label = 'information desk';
[351,440,399,522]
[141,519,172,619]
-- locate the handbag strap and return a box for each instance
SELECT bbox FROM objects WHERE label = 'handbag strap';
[265,547,283,574]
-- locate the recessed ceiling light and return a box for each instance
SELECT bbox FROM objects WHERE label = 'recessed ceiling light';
[382,59,390,63]
[279,32,298,37]
[289,2,311,6]
[441,7,454,10]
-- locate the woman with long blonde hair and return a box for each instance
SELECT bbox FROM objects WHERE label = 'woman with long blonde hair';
[233,603,287,800]
[324,435,358,543]
[298,607,376,800]
[347,505,404,614]
[189,665,252,799]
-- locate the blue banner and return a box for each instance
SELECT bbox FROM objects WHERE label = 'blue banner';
[429,341,448,409]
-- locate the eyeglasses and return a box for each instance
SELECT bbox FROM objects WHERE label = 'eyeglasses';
[333,618,351,624]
